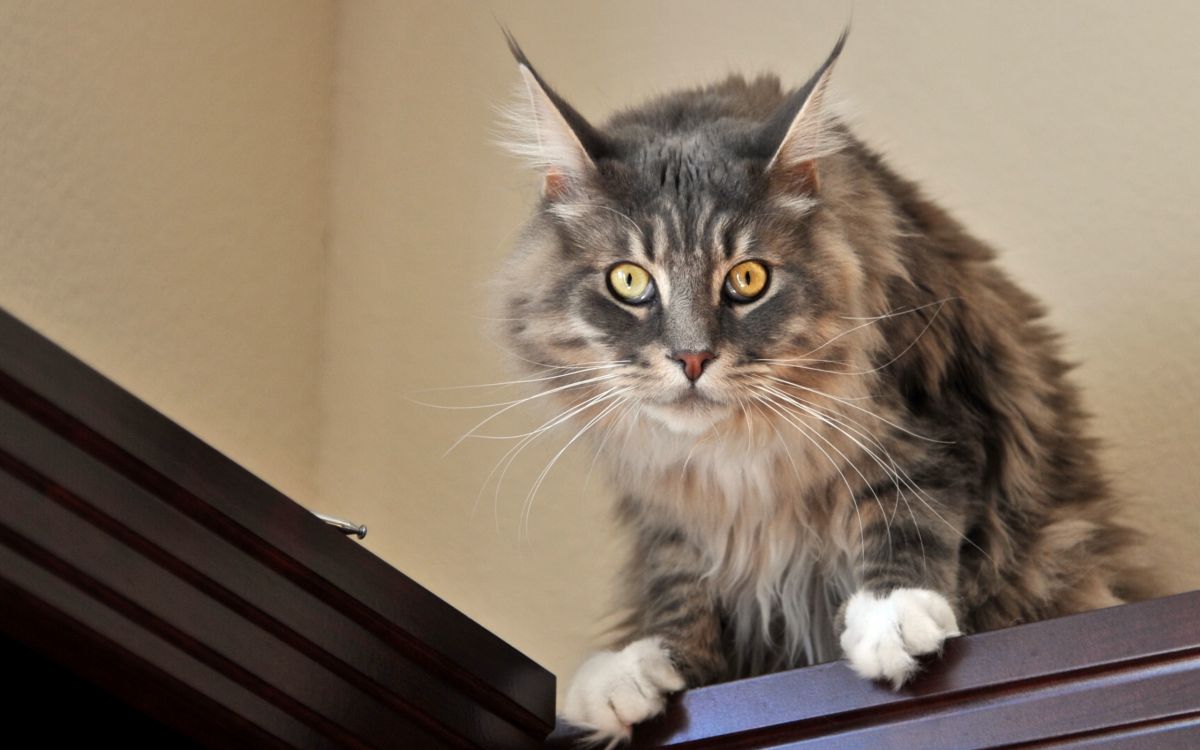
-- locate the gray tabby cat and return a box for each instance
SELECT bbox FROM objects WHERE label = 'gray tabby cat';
[495,31,1143,744]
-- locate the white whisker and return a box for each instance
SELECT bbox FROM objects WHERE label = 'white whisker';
[585,398,637,488]
[752,392,868,558]
[558,202,646,237]
[445,372,622,454]
[761,298,953,378]
[773,297,958,362]
[759,380,987,563]
[839,297,960,321]
[411,362,629,399]
[482,335,630,371]
[520,391,629,540]
[762,375,952,444]
[752,398,804,489]
[473,386,625,525]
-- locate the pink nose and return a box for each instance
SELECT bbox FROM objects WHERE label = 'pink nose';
[672,351,715,382]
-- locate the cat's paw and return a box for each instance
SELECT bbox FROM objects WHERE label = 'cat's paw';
[839,587,961,689]
[560,636,686,747]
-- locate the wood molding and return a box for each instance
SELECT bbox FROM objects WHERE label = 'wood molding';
[4,305,1197,749]
[0,307,556,749]
[547,591,1200,748]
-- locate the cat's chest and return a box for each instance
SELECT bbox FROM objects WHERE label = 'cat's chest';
[611,430,848,575]
[610,426,857,664]
[619,434,787,517]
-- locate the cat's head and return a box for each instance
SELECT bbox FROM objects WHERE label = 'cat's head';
[495,32,891,436]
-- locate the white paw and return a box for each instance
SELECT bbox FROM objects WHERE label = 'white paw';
[839,588,961,689]
[561,636,686,747]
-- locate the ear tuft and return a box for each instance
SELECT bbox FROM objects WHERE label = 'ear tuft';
[762,29,849,202]
[496,31,607,201]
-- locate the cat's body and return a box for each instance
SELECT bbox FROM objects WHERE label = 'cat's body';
[495,33,1142,743]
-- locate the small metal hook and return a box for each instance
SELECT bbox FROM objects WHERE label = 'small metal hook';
[314,512,367,539]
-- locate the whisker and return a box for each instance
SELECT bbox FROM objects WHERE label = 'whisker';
[752,392,868,559]
[445,373,622,454]
[482,335,630,371]
[552,201,645,238]
[786,296,959,360]
[520,391,629,540]
[758,388,902,559]
[761,298,953,377]
[585,398,637,487]
[474,386,625,525]
[737,396,754,461]
[852,299,948,376]
[758,381,987,563]
[411,362,629,399]
[755,356,857,368]
[761,386,894,455]
[614,400,645,464]
[839,297,960,321]
[762,375,952,444]
[764,387,898,501]
[751,398,804,489]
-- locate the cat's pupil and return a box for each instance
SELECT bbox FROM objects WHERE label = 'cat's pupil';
[625,273,633,287]
[743,271,751,284]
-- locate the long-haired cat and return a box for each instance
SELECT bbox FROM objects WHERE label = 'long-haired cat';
[493,31,1142,744]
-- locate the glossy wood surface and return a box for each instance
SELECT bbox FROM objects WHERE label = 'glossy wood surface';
[548,590,1200,748]
[0,307,556,749]
[4,305,1198,750]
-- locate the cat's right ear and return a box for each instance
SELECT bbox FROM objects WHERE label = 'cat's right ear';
[758,30,848,205]
[501,31,608,202]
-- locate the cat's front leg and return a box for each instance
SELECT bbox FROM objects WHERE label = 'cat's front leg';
[560,636,685,746]
[837,496,964,688]
[561,521,724,745]
[839,587,961,688]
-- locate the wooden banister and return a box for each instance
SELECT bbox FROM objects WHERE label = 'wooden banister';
[549,588,1200,744]
[0,307,555,749]
[2,305,1197,749]
[546,575,1200,748]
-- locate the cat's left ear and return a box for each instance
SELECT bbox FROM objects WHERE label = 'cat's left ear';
[759,30,848,201]
[502,31,609,202]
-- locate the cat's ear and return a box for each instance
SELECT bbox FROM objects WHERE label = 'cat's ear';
[501,31,608,202]
[759,30,848,202]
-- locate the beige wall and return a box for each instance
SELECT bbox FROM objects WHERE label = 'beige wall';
[0,1,334,504]
[325,0,1200,697]
[4,0,1198,702]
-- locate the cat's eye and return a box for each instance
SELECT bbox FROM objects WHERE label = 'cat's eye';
[607,262,656,305]
[724,260,770,302]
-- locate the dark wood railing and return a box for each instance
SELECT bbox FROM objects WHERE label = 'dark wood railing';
[0,308,554,749]
[547,590,1200,748]
[2,306,1197,749]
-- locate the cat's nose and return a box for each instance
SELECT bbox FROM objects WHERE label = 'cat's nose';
[671,351,716,382]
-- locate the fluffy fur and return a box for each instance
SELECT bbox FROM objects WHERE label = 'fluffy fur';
[492,32,1145,743]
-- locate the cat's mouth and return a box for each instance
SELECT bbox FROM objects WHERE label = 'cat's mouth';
[669,389,717,405]
[643,389,735,434]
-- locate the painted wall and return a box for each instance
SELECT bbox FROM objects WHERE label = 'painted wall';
[324,0,1200,698]
[4,0,1197,705]
[0,1,334,504]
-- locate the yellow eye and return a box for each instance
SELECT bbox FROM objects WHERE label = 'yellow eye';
[607,262,655,304]
[725,260,769,302]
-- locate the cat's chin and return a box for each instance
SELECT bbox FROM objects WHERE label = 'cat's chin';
[642,397,734,436]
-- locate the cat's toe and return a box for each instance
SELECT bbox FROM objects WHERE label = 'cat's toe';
[839,588,961,689]
[561,636,685,746]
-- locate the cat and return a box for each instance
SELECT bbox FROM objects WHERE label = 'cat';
[493,30,1144,745]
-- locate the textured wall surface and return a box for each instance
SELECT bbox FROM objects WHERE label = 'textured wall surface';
[3,0,1197,707]
[324,0,1200,700]
[0,1,334,504]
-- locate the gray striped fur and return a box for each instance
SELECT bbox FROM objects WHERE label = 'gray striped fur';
[495,35,1148,688]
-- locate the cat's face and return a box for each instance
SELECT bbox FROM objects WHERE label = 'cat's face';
[497,35,870,435]
[501,186,863,435]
